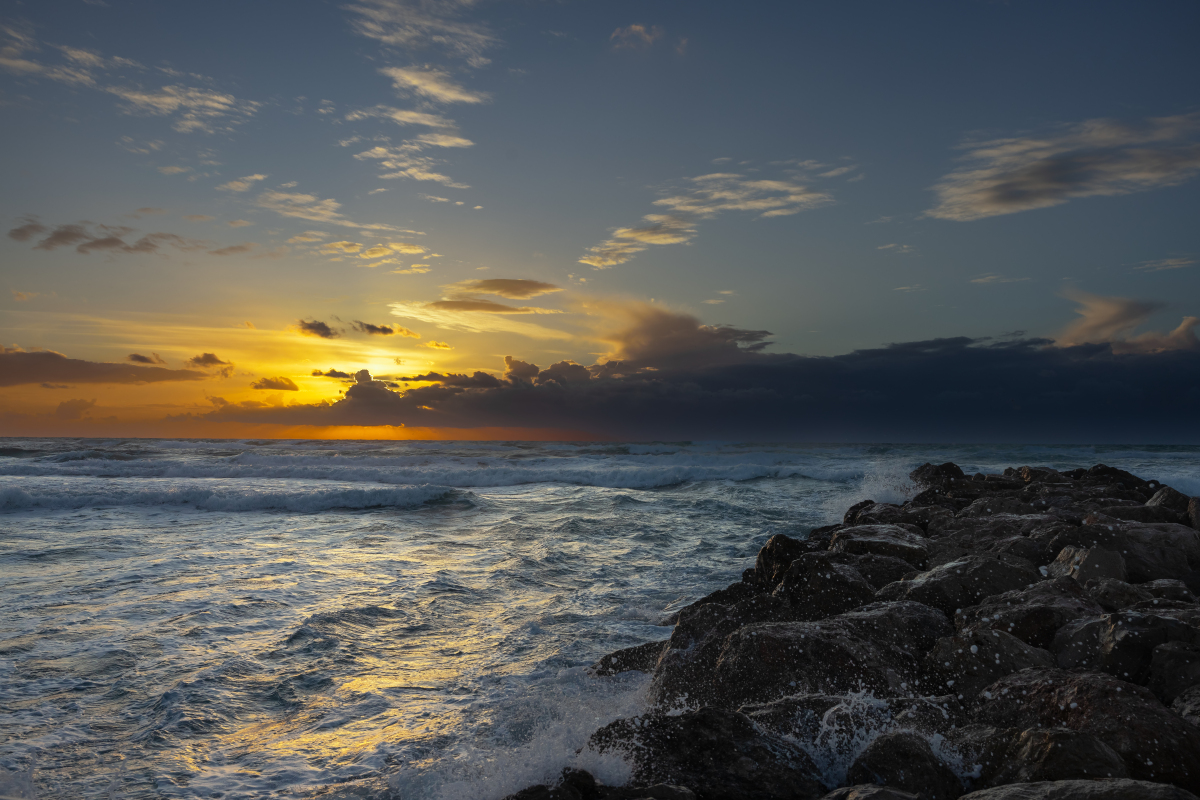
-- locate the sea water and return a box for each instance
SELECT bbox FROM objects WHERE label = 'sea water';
[2,440,1198,799]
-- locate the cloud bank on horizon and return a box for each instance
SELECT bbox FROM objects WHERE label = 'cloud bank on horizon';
[1,2,1198,439]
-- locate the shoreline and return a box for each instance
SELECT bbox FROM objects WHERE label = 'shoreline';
[503,462,1200,800]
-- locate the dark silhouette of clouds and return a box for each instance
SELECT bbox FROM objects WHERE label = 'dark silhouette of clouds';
[251,376,300,391]
[0,346,206,387]
[442,279,562,299]
[187,353,231,367]
[297,319,341,338]
[312,368,352,379]
[55,398,96,420]
[350,320,419,337]
[400,371,502,388]
[127,352,166,365]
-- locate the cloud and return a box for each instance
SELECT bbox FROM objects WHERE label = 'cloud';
[401,371,498,387]
[345,105,456,129]
[11,290,39,302]
[893,284,925,292]
[251,376,300,391]
[202,310,1200,442]
[187,352,232,368]
[413,132,474,148]
[581,175,831,268]
[297,319,341,339]
[877,243,915,254]
[392,265,432,274]
[105,84,260,134]
[287,231,327,243]
[346,0,497,65]
[14,221,209,256]
[425,298,562,314]
[158,166,191,175]
[354,145,470,187]
[255,189,410,231]
[134,207,167,215]
[352,320,420,337]
[209,243,255,256]
[971,274,1030,284]
[1136,257,1195,272]
[217,174,267,192]
[313,368,352,379]
[380,65,488,104]
[1055,289,1197,355]
[8,219,47,241]
[927,113,1200,221]
[55,398,97,420]
[227,220,253,227]
[184,214,215,221]
[127,352,166,365]
[390,301,572,339]
[441,279,562,299]
[611,24,663,49]
[424,340,452,349]
[0,345,206,387]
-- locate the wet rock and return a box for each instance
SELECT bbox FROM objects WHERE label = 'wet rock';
[876,554,1042,618]
[957,577,1103,649]
[820,787,919,800]
[772,553,878,618]
[911,462,966,488]
[1147,640,1200,703]
[1148,486,1194,515]
[1049,522,1200,590]
[958,779,1198,799]
[1084,579,1153,613]
[664,581,766,625]
[925,628,1054,700]
[740,693,966,740]
[1099,505,1186,525]
[1049,610,1200,683]
[988,727,1128,784]
[706,601,951,707]
[652,594,798,708]
[1173,683,1200,727]
[754,534,814,589]
[1142,578,1196,603]
[1083,464,1156,494]
[588,707,825,800]
[591,640,668,676]
[1190,496,1200,531]
[830,525,930,569]
[971,668,1200,791]
[959,498,1042,518]
[845,731,963,800]
[1046,547,1127,584]
[828,552,917,591]
[845,500,877,525]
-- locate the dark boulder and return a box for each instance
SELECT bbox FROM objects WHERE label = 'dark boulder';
[706,602,951,707]
[911,462,966,487]
[1084,579,1154,613]
[828,552,917,591]
[958,497,1042,518]
[740,692,966,741]
[1048,610,1200,684]
[754,534,814,589]
[988,728,1128,785]
[956,577,1103,649]
[588,707,826,800]
[1189,496,1200,531]
[772,552,878,618]
[1046,546,1127,584]
[970,668,1200,791]
[1099,505,1186,525]
[829,525,931,569]
[958,779,1198,799]
[590,640,669,676]
[876,554,1042,618]
[1148,486,1194,515]
[924,628,1054,700]
[819,787,919,800]
[1173,683,1200,727]
[1142,578,1196,603]
[1147,640,1200,703]
[845,731,963,800]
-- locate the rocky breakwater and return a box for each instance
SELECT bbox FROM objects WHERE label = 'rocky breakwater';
[505,463,1200,800]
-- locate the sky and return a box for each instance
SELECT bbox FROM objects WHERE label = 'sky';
[2,0,1199,441]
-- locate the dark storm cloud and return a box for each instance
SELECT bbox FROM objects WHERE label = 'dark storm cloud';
[0,346,206,387]
[312,368,352,379]
[350,320,409,336]
[204,314,1200,442]
[297,319,341,338]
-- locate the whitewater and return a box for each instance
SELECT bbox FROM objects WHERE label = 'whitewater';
[2,439,1199,799]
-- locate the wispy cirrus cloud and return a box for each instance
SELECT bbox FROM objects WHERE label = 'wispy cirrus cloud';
[1058,288,1199,354]
[217,174,267,192]
[580,172,831,268]
[611,24,664,49]
[345,105,456,129]
[345,0,497,66]
[928,113,1200,221]
[1135,257,1195,272]
[441,279,562,299]
[379,65,488,105]
[255,189,418,231]
[353,144,470,187]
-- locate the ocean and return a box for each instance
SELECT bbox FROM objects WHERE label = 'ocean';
[2,439,1199,799]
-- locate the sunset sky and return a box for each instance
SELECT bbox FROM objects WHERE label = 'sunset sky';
[3,1,1199,440]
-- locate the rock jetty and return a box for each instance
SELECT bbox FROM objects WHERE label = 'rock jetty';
[505,463,1200,800]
